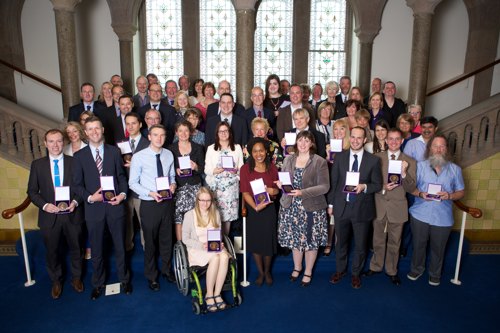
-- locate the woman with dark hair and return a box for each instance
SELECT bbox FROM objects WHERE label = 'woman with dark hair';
[368,92,392,130]
[204,122,244,235]
[179,108,205,146]
[276,131,329,286]
[189,78,205,106]
[195,82,217,120]
[169,120,205,241]
[340,99,361,130]
[240,137,279,286]
[263,74,290,117]
[365,119,390,154]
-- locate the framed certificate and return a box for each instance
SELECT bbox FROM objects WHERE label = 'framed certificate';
[278,171,294,194]
[250,178,270,205]
[54,186,70,214]
[207,229,222,252]
[221,155,235,171]
[284,132,296,156]
[329,139,343,161]
[343,171,360,193]
[156,176,172,200]
[388,160,402,185]
[426,183,442,201]
[100,176,116,202]
[116,141,132,163]
[178,155,192,177]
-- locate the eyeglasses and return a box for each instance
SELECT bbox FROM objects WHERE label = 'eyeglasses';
[150,89,162,93]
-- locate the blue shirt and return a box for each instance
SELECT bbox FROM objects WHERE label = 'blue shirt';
[409,159,465,227]
[128,147,176,201]
[403,135,426,162]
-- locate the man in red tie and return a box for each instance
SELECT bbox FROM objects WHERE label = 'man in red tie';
[113,95,134,143]
[243,86,276,138]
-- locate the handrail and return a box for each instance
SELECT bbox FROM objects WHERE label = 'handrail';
[0,59,61,93]
[426,58,500,97]
[453,200,482,219]
[2,197,32,220]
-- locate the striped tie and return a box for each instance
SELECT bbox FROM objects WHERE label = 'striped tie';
[95,148,103,175]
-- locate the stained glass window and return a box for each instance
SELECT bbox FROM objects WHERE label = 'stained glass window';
[200,0,237,89]
[308,0,347,86]
[254,0,293,88]
[145,0,184,87]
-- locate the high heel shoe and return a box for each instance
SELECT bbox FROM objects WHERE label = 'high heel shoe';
[323,245,332,257]
[301,274,312,287]
[289,269,302,282]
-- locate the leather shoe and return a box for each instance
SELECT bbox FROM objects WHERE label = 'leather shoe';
[148,280,160,292]
[51,282,62,299]
[388,274,401,286]
[121,282,133,295]
[362,270,381,277]
[351,275,362,289]
[71,279,84,293]
[329,272,346,284]
[162,271,176,283]
[90,286,103,300]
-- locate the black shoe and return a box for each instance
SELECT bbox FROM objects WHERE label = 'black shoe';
[388,274,401,286]
[362,270,381,277]
[162,271,176,283]
[90,286,103,300]
[148,280,160,291]
[400,248,407,258]
[289,269,302,282]
[121,282,133,295]
[301,274,312,287]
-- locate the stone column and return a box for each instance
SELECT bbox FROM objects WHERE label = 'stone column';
[50,0,82,119]
[406,0,442,110]
[182,0,200,80]
[235,8,256,108]
[291,0,311,84]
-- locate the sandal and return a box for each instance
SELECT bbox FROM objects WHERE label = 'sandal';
[214,295,227,311]
[289,269,302,282]
[301,274,312,287]
[323,246,332,256]
[205,296,218,313]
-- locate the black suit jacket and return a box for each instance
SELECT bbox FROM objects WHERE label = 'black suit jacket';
[93,104,119,146]
[334,94,347,120]
[112,114,128,144]
[68,102,97,122]
[27,155,83,228]
[327,149,382,221]
[242,107,276,136]
[137,101,177,146]
[285,127,327,159]
[206,102,245,119]
[72,144,128,220]
[204,114,249,148]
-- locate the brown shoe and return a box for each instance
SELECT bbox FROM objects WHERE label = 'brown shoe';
[71,279,84,293]
[51,282,62,299]
[329,272,346,284]
[351,275,362,289]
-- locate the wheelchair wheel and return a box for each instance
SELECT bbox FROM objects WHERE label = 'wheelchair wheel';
[192,301,201,315]
[174,241,190,296]
[223,234,236,258]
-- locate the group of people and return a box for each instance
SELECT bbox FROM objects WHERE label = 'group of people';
[27,72,464,305]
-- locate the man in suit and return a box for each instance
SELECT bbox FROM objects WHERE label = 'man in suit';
[242,86,275,137]
[72,116,132,300]
[281,108,326,159]
[276,84,316,141]
[280,79,290,95]
[310,83,323,109]
[129,124,177,291]
[27,129,84,299]
[206,80,245,119]
[335,75,351,119]
[205,93,248,147]
[112,95,134,144]
[140,109,162,137]
[137,83,177,146]
[328,126,383,289]
[363,128,416,286]
[163,80,178,106]
[68,82,96,122]
[132,75,149,109]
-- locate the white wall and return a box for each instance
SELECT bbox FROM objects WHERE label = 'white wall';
[491,42,500,96]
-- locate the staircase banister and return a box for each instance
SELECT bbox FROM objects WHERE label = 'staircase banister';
[2,197,32,220]
[0,59,61,93]
[453,200,482,219]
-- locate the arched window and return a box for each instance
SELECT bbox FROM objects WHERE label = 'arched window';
[145,0,184,86]
[254,0,293,87]
[308,0,347,86]
[199,0,237,87]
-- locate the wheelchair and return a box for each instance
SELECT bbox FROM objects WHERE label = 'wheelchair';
[173,235,242,314]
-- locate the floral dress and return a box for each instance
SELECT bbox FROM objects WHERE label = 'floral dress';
[278,168,328,251]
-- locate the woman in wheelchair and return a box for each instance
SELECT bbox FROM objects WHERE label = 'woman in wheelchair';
[182,187,230,312]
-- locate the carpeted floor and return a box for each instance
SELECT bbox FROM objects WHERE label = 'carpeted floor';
[0,231,498,333]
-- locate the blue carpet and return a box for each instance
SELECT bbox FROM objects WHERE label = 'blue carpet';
[1,231,498,333]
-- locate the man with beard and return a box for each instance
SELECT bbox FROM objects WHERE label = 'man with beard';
[407,135,465,286]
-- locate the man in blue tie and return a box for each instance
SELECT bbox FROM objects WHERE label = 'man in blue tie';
[27,129,84,299]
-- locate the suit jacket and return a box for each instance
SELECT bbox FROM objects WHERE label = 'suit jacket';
[204,113,249,148]
[327,149,383,221]
[72,144,128,220]
[94,104,119,146]
[285,127,327,159]
[206,102,245,119]
[68,102,97,122]
[279,154,329,212]
[334,94,347,120]
[112,114,128,144]
[133,93,150,110]
[27,155,83,228]
[276,104,316,141]
[242,106,276,136]
[137,101,177,146]
[374,151,416,223]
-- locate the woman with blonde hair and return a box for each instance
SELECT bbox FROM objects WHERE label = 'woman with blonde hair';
[63,121,87,156]
[96,81,114,108]
[182,187,230,312]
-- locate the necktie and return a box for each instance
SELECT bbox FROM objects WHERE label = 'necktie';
[152,104,158,110]
[53,159,60,187]
[130,138,136,153]
[125,128,129,138]
[224,118,229,124]
[86,105,91,111]
[344,95,347,103]
[348,154,358,202]
[170,100,174,106]
[257,110,262,118]
[95,149,103,175]
[156,154,164,177]
[391,154,396,160]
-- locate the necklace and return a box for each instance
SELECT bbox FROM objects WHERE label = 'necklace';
[269,96,281,111]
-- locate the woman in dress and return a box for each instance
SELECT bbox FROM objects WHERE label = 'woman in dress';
[63,121,87,156]
[365,119,389,154]
[240,137,279,286]
[182,187,230,312]
[396,113,419,151]
[189,78,205,106]
[276,131,329,286]
[204,122,244,235]
[96,81,114,108]
[263,74,290,118]
[244,117,283,169]
[368,92,392,130]
[195,82,217,121]
[169,120,205,241]
[315,101,335,143]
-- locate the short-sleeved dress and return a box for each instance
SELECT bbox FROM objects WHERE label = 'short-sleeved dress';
[240,163,279,256]
[278,168,328,251]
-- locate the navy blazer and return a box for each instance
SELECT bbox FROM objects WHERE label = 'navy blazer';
[137,101,177,146]
[334,94,347,120]
[68,102,98,122]
[242,106,276,135]
[72,144,128,220]
[204,113,249,148]
[27,155,83,228]
[206,102,245,120]
[327,149,383,221]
